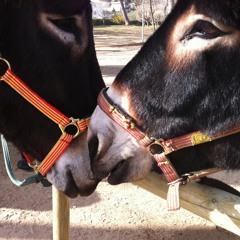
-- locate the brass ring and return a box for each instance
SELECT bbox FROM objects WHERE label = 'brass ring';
[0,57,11,70]
[59,117,81,138]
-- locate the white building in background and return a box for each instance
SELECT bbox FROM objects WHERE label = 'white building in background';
[91,0,122,18]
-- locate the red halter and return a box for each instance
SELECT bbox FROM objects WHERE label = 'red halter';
[97,88,240,210]
[0,58,90,176]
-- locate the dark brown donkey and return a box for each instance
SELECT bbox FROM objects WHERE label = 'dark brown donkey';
[0,0,105,197]
[88,0,240,196]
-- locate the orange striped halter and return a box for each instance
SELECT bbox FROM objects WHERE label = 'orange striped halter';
[97,88,240,210]
[0,58,90,177]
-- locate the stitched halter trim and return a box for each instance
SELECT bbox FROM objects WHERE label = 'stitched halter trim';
[0,58,90,177]
[97,88,240,210]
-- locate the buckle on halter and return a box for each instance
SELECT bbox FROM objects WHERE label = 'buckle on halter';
[28,160,40,173]
[59,117,80,138]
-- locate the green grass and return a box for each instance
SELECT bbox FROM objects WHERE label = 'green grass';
[93,25,155,36]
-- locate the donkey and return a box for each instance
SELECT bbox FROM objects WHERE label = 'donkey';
[0,0,105,197]
[88,0,240,190]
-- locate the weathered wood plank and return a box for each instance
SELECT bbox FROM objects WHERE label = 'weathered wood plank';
[134,172,240,236]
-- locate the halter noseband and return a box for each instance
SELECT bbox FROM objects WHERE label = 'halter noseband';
[98,87,240,210]
[0,58,90,185]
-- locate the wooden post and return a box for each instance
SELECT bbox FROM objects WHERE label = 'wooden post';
[52,186,70,240]
[134,172,240,236]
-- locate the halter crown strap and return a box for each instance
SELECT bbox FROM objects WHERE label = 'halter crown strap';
[0,58,90,184]
[3,69,70,127]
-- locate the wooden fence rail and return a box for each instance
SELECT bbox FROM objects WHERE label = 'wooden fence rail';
[134,172,240,236]
[52,172,240,239]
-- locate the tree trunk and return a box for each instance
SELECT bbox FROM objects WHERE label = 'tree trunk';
[119,0,130,26]
[149,0,155,31]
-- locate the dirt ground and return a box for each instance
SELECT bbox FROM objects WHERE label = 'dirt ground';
[1,26,240,240]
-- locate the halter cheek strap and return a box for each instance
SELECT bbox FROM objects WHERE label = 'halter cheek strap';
[0,58,90,186]
[98,88,240,210]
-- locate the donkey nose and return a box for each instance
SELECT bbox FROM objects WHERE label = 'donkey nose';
[88,128,113,165]
[88,134,99,162]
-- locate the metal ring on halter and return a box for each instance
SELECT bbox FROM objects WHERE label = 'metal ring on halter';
[146,139,165,156]
[0,57,11,69]
[59,117,81,138]
[0,58,11,79]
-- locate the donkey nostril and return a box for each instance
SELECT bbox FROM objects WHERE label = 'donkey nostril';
[88,135,99,161]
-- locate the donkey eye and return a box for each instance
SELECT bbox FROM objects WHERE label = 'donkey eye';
[183,20,225,41]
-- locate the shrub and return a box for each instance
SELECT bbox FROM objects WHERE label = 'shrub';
[92,18,119,26]
[112,14,124,25]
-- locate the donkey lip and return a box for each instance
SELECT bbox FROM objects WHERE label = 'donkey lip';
[60,172,100,198]
[63,184,79,198]
[111,160,125,173]
[63,180,99,198]
[92,160,126,181]
[107,160,126,184]
[78,182,99,197]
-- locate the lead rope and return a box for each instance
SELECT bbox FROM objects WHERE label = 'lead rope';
[1,135,51,187]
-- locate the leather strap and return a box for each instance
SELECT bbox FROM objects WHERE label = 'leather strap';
[97,88,236,210]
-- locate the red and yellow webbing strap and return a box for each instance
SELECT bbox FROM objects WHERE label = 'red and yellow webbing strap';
[37,133,74,176]
[77,117,91,132]
[2,69,70,127]
[152,127,240,156]
[0,67,90,176]
[37,118,90,176]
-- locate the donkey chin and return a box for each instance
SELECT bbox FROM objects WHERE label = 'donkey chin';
[46,132,100,198]
[107,156,153,185]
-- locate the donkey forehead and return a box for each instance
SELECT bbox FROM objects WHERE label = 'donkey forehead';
[194,0,240,27]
